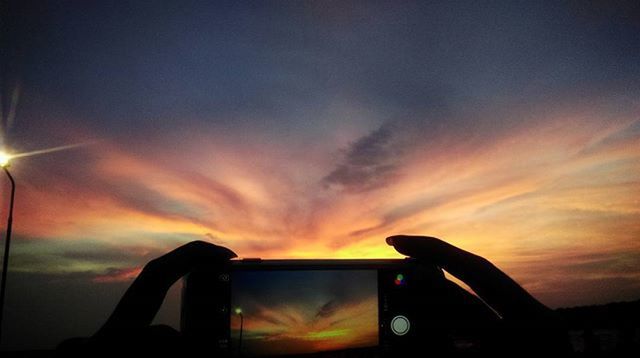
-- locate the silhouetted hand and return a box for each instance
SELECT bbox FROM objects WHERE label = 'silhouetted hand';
[57,237,569,356]
[56,241,236,357]
[386,235,570,354]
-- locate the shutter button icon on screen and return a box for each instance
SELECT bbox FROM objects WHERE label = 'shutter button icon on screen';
[391,315,410,336]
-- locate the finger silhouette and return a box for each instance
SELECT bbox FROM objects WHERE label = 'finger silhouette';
[95,241,236,338]
[387,235,550,319]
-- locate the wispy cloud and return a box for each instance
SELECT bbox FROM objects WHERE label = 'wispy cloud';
[93,266,142,283]
[6,100,640,308]
[323,124,401,193]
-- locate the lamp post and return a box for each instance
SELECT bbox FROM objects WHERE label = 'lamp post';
[0,152,15,345]
[235,308,244,356]
[0,144,89,346]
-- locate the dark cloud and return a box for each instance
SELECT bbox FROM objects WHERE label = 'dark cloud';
[59,245,167,265]
[315,299,339,319]
[93,266,142,283]
[9,235,197,280]
[514,249,640,278]
[107,179,212,225]
[323,124,401,193]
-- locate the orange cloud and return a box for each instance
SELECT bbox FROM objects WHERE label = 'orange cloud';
[5,99,640,307]
[93,266,142,283]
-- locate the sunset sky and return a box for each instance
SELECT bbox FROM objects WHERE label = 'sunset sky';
[1,0,639,350]
[230,270,378,355]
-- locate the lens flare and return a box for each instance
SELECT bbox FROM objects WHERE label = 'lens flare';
[10,141,98,160]
[0,151,11,167]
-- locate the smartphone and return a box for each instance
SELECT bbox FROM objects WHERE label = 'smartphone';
[181,258,446,357]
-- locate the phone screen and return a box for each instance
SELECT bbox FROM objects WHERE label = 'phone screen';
[230,270,379,356]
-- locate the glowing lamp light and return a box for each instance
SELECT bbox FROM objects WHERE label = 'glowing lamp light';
[235,307,243,315]
[0,151,11,167]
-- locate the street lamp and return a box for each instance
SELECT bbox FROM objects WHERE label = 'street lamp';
[0,151,15,345]
[235,307,244,356]
[0,152,10,167]
[0,142,93,345]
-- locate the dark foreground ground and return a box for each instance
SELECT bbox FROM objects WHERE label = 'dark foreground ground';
[558,299,640,355]
[2,299,639,357]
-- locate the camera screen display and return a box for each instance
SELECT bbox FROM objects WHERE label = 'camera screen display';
[230,270,379,356]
